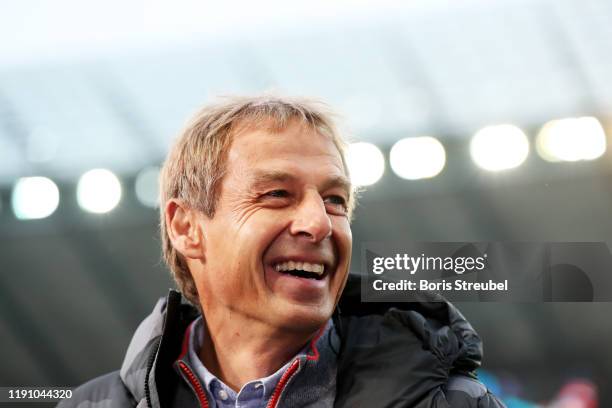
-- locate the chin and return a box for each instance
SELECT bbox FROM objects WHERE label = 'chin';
[276,303,333,333]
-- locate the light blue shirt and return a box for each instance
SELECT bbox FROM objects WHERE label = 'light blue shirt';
[187,316,309,408]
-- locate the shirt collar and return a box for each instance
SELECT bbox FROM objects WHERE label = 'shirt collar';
[187,315,320,402]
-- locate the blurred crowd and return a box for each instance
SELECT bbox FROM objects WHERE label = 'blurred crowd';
[481,371,597,408]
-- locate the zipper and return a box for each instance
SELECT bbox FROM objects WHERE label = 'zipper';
[266,324,325,407]
[266,359,301,408]
[145,337,162,408]
[178,361,210,408]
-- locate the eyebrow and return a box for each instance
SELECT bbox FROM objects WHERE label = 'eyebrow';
[248,170,352,197]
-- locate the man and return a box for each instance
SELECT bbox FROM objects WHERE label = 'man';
[59,96,505,407]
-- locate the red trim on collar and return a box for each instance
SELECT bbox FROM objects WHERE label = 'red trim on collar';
[178,320,196,361]
[176,321,209,407]
[306,324,326,361]
[176,318,324,407]
[179,361,209,408]
[266,359,300,408]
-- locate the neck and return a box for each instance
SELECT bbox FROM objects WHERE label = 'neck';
[198,312,320,392]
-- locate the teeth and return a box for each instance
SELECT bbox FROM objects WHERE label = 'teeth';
[273,261,325,275]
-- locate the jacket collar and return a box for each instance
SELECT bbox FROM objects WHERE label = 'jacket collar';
[335,273,483,374]
[120,290,198,407]
[118,274,484,407]
[173,318,339,408]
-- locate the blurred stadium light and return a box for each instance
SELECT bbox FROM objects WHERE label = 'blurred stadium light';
[346,142,385,186]
[135,166,160,208]
[390,136,446,180]
[76,169,122,213]
[536,117,607,162]
[11,176,60,220]
[470,124,530,172]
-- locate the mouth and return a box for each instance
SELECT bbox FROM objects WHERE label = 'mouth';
[264,254,336,302]
[273,261,327,281]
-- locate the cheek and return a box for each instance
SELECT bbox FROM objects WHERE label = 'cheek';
[225,210,290,273]
[333,219,353,259]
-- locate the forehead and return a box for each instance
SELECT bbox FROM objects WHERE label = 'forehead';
[226,123,346,176]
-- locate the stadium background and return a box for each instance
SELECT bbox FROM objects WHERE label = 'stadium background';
[1,0,611,406]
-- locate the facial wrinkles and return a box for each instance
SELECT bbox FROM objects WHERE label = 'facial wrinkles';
[199,201,264,307]
[228,191,266,229]
[220,164,267,229]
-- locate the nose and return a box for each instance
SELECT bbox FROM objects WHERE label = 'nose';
[289,191,332,242]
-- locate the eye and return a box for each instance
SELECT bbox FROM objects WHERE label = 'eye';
[324,195,348,215]
[265,189,289,198]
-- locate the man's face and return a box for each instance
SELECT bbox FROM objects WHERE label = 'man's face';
[192,122,352,333]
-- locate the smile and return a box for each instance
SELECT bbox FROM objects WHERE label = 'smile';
[273,261,326,280]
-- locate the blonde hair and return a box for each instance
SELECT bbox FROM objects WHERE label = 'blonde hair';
[159,95,355,307]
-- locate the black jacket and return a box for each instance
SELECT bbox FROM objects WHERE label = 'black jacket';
[58,275,506,407]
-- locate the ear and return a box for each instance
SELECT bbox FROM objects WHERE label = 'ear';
[165,198,205,260]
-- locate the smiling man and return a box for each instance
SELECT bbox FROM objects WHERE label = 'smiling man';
[59,96,505,408]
